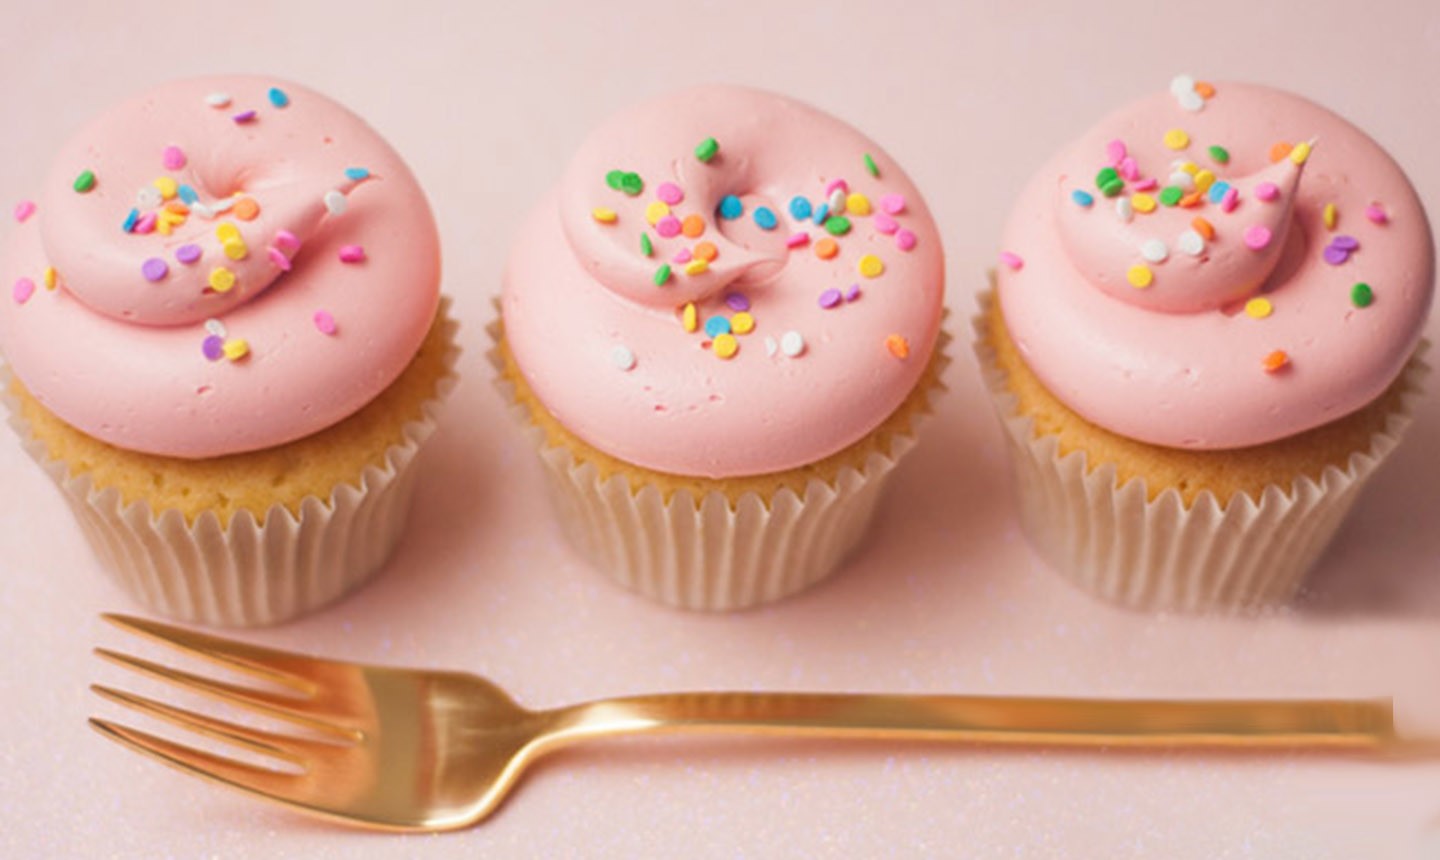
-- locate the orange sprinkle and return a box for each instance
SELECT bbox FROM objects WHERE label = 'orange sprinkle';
[693,241,718,262]
[885,334,910,360]
[1194,81,1216,99]
[232,197,261,221]
[814,237,839,259]
[1179,191,1204,208]
[1262,350,1290,373]
[1192,217,1215,240]
[1268,142,1293,164]
[164,201,190,216]
[680,214,705,238]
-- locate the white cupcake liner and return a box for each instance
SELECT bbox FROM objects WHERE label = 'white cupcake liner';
[489,312,945,611]
[973,289,1424,612]
[1,303,459,627]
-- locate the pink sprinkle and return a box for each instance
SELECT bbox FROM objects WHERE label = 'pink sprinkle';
[1254,182,1280,202]
[13,200,35,222]
[1118,156,1139,181]
[1243,225,1273,250]
[880,194,906,215]
[338,244,366,263]
[134,213,157,234]
[1131,178,1159,192]
[1221,187,1240,213]
[273,230,301,254]
[895,229,917,252]
[1105,139,1127,165]
[672,248,693,264]
[12,277,35,304]
[656,182,684,205]
[656,215,682,238]
[313,310,337,335]
[267,246,292,271]
[786,232,810,248]
[824,179,849,197]
[162,145,187,171]
[999,251,1024,271]
[1365,203,1389,225]
[873,211,899,235]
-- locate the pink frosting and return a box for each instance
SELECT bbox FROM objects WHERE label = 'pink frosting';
[0,76,440,458]
[998,81,1434,449]
[503,85,945,478]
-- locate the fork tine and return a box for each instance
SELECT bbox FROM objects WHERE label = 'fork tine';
[94,647,357,740]
[89,717,306,805]
[101,613,318,691]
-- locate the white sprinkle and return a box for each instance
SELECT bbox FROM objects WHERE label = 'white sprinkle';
[323,190,347,215]
[212,196,237,213]
[1168,171,1195,191]
[191,203,215,219]
[1170,74,1196,96]
[765,336,778,357]
[780,331,805,357]
[205,92,232,108]
[827,187,847,217]
[1115,197,1134,223]
[203,318,227,337]
[1176,229,1206,256]
[136,187,163,209]
[610,345,636,371]
[1177,90,1205,112]
[1140,239,1169,263]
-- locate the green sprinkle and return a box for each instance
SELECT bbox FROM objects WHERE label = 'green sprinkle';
[654,264,672,286]
[1351,282,1374,307]
[73,170,96,193]
[824,216,852,236]
[694,137,719,163]
[863,153,879,177]
[605,170,625,191]
[1159,186,1184,207]
[1095,167,1119,189]
[1207,145,1230,165]
[620,172,643,196]
[640,233,653,257]
[1099,178,1125,198]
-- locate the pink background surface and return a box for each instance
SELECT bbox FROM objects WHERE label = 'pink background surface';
[2,2,1439,857]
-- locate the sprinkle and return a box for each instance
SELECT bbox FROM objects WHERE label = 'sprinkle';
[786,232,809,248]
[232,198,261,222]
[818,288,843,309]
[858,254,884,278]
[789,196,812,220]
[1207,145,1230,165]
[213,196,238,214]
[1096,167,1123,197]
[619,173,643,196]
[1207,181,1230,204]
[1176,230,1207,258]
[681,214,705,238]
[1323,203,1338,230]
[1115,197,1134,223]
[1118,157,1139,181]
[73,170,96,193]
[1105,140,1127,164]
[1289,141,1312,165]
[152,177,178,201]
[204,319,227,337]
[845,283,861,302]
[267,247,290,272]
[1140,239,1168,263]
[175,244,202,264]
[1126,264,1153,289]
[12,277,34,304]
[1332,235,1360,251]
[273,230,301,253]
[1169,171,1195,192]
[895,228,917,252]
[345,167,371,181]
[765,336,777,357]
[682,302,697,332]
[1220,187,1239,213]
[202,335,225,361]
[780,330,805,357]
[267,87,290,108]
[1176,90,1204,112]
[1254,182,1280,203]
[1365,204,1389,225]
[204,92,232,108]
[323,190,347,215]
[141,258,169,282]
[208,267,237,292]
[812,203,829,225]
[610,344,636,371]
[13,200,35,222]
[177,183,199,204]
[1159,186,1183,207]
[999,251,1024,271]
[339,245,366,263]
[814,238,839,259]
[1131,193,1156,214]
[1195,81,1216,99]
[695,137,719,163]
[731,312,755,335]
[880,194,906,215]
[1322,246,1350,266]
[656,215,681,238]
[873,211,899,234]
[314,310,338,335]
[864,153,879,177]
[222,237,248,261]
[885,334,910,360]
[824,179,849,197]
[824,216,851,236]
[604,170,625,191]
[753,206,778,231]
[639,233,653,256]
[693,241,718,262]
[654,264,672,286]
[1193,170,1216,193]
[134,213,157,234]
[1243,225,1272,250]
[1351,282,1375,307]
[725,292,750,312]
[1132,178,1158,192]
[121,208,140,232]
[222,338,250,361]
[1071,190,1095,208]
[1169,74,1195,95]
[162,145,187,171]
[42,267,56,290]
[656,182,683,205]
[644,201,670,225]
[711,333,738,359]
[1268,142,1292,164]
[1263,350,1290,373]
[592,207,618,224]
[233,110,258,124]
[1245,297,1273,319]
[672,248,693,264]
[1162,128,1190,150]
[827,187,847,217]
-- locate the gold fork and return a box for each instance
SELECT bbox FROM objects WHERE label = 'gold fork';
[91,612,1411,832]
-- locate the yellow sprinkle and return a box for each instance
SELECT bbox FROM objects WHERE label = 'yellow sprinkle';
[215,222,241,241]
[1193,169,1216,192]
[1245,297,1273,319]
[684,258,709,276]
[644,201,670,225]
[591,207,618,224]
[845,193,872,216]
[712,333,738,359]
[731,312,755,335]
[156,219,172,237]
[1126,264,1153,289]
[43,267,57,290]
[1323,202,1338,230]
[1162,128,1190,150]
[682,302,697,333]
[208,267,236,293]
[858,254,885,278]
[1289,141,1312,165]
[1179,162,1199,177]
[153,177,178,200]
[1131,193,1157,214]
[221,338,249,361]
[222,237,248,260]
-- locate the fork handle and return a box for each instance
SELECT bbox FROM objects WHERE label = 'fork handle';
[556,693,1395,749]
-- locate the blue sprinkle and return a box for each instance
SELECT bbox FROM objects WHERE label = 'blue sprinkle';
[812,202,829,225]
[753,206,778,231]
[703,315,732,338]
[1071,190,1094,208]
[788,196,812,220]
[1207,181,1230,204]
[121,208,140,233]
[718,194,744,219]
[268,87,290,108]
[177,184,199,205]
[344,167,371,181]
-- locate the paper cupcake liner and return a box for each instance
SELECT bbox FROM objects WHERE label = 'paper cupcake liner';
[489,311,944,611]
[1,303,459,627]
[973,289,1424,612]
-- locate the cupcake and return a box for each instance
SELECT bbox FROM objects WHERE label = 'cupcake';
[497,85,946,611]
[981,76,1432,611]
[0,77,455,627]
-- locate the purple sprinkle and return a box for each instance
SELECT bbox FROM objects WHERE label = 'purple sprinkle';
[232,110,257,124]
[724,292,750,312]
[175,244,203,264]
[141,258,169,282]
[1322,246,1351,266]
[1332,235,1360,251]
[202,335,225,361]
[845,283,861,302]
[818,288,843,309]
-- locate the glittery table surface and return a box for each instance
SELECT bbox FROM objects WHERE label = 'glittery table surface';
[3,2,1439,857]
